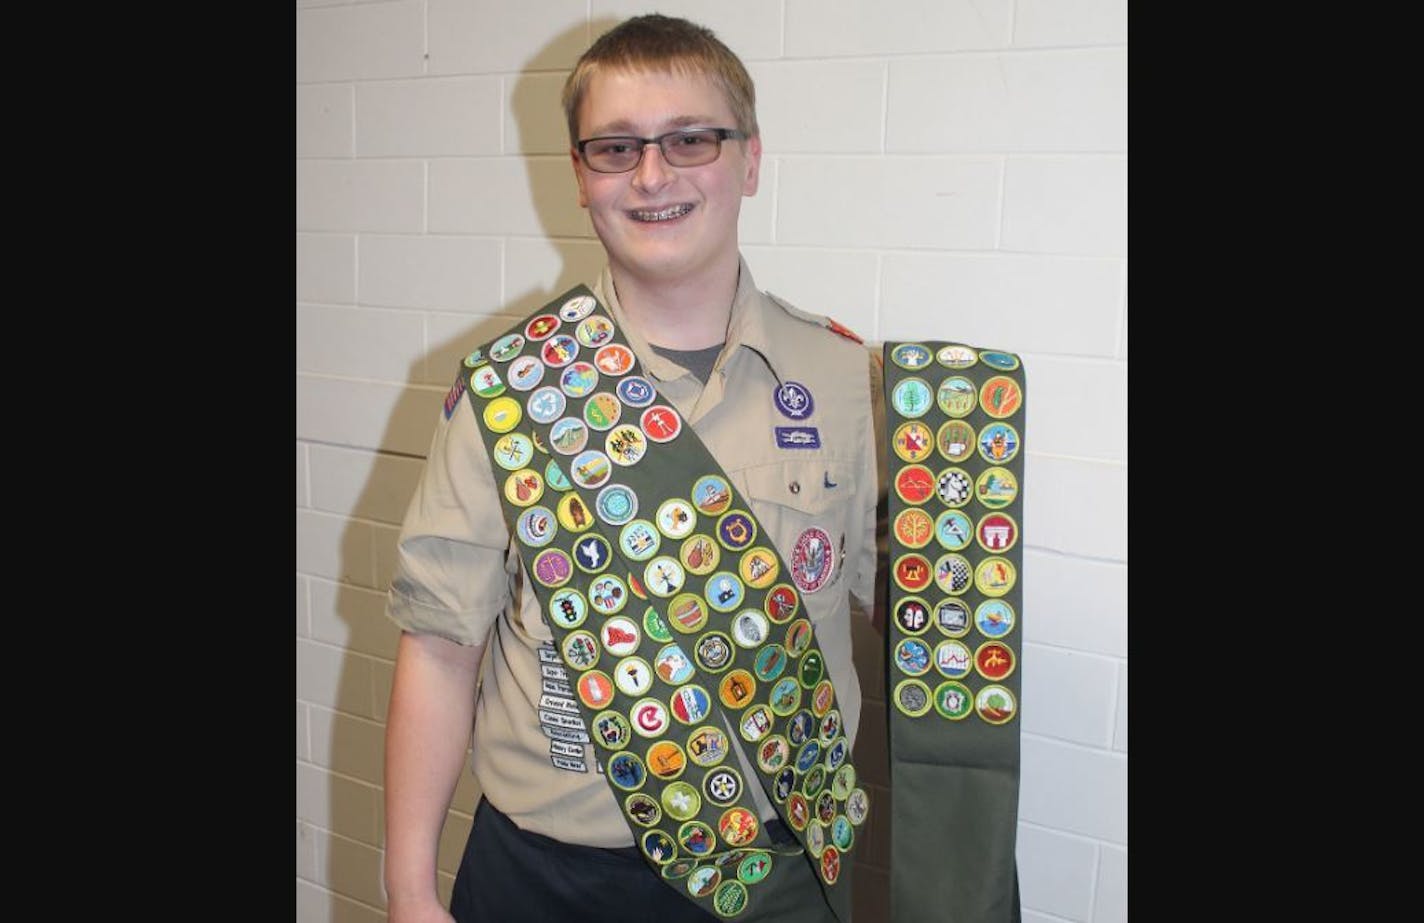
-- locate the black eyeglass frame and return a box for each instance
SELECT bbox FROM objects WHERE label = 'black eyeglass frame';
[574,128,749,174]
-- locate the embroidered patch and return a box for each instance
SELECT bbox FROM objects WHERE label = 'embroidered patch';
[769,677,802,717]
[934,640,973,679]
[935,599,972,638]
[719,670,757,710]
[980,375,1023,418]
[653,643,695,685]
[548,417,588,455]
[934,681,974,721]
[754,644,788,683]
[546,588,587,630]
[593,711,631,752]
[978,422,1021,465]
[540,334,579,368]
[630,697,670,738]
[937,420,976,462]
[462,347,486,368]
[739,703,773,742]
[937,467,973,507]
[936,344,977,369]
[976,511,1019,553]
[976,600,1016,638]
[691,475,733,516]
[773,426,821,449]
[489,333,525,362]
[680,534,720,576]
[587,574,628,616]
[935,509,975,551]
[526,386,565,424]
[894,638,932,676]
[482,396,522,434]
[643,556,685,597]
[616,375,656,407]
[892,553,933,594]
[894,464,935,505]
[975,556,1017,597]
[576,670,615,709]
[599,617,641,657]
[667,593,708,634]
[594,342,635,376]
[687,864,720,898]
[656,498,697,539]
[975,641,1016,681]
[975,466,1019,509]
[694,632,734,673]
[784,619,813,658]
[798,650,825,689]
[704,766,743,806]
[937,376,977,417]
[559,361,599,397]
[755,736,790,773]
[531,548,571,589]
[893,421,935,463]
[802,765,826,799]
[647,740,687,780]
[582,392,622,431]
[846,788,870,826]
[594,484,637,526]
[661,781,701,820]
[607,752,645,791]
[640,829,677,865]
[643,606,673,643]
[687,725,730,767]
[811,679,835,717]
[820,846,841,885]
[442,374,466,419]
[818,710,842,745]
[890,343,932,371]
[892,377,933,418]
[569,450,612,489]
[469,364,505,399]
[739,547,780,590]
[731,609,769,648]
[614,656,653,697]
[575,315,614,348]
[764,584,800,623]
[713,879,749,917]
[976,684,1018,724]
[544,458,571,491]
[503,469,543,508]
[560,631,600,671]
[572,534,611,574]
[640,405,683,443]
[790,528,834,593]
[787,793,810,831]
[515,506,557,548]
[825,739,849,774]
[670,684,712,724]
[679,820,716,857]
[716,511,757,551]
[507,355,544,391]
[558,294,597,322]
[625,791,660,825]
[893,678,933,717]
[605,423,648,466]
[738,851,773,885]
[773,381,815,419]
[979,349,1021,371]
[556,492,594,533]
[893,508,934,549]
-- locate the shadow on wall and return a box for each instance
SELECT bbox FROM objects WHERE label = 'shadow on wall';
[318,15,890,918]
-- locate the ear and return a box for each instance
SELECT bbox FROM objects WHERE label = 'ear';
[571,147,590,208]
[741,133,763,197]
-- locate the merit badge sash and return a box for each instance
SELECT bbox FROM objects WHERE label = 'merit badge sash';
[883,342,1025,923]
[460,287,867,921]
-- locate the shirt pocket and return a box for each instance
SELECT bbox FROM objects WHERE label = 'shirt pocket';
[731,458,858,609]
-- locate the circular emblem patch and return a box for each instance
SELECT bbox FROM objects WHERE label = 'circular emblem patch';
[614,656,653,697]
[558,294,596,322]
[935,553,973,596]
[979,350,1020,371]
[646,740,687,780]
[489,333,524,362]
[569,450,611,490]
[738,852,772,885]
[975,556,1017,596]
[719,670,757,710]
[607,751,645,792]
[644,556,686,597]
[773,381,815,419]
[890,343,932,370]
[661,781,701,820]
[937,420,976,462]
[894,678,933,717]
[695,631,734,672]
[784,619,812,658]
[594,711,631,750]
[846,788,870,826]
[795,740,822,773]
[593,484,637,526]
[462,347,486,368]
[687,725,730,767]
[524,314,560,341]
[893,421,935,464]
[616,375,656,408]
[679,821,716,858]
[680,534,720,576]
[506,355,544,392]
[802,765,826,798]
[556,492,594,533]
[976,466,1019,509]
[893,554,933,594]
[588,574,628,616]
[787,793,810,831]
[561,631,600,671]
[666,593,708,634]
[526,386,565,424]
[892,377,934,418]
[482,396,522,434]
[731,609,769,648]
[582,392,622,431]
[600,616,641,656]
[573,533,611,574]
[641,405,683,442]
[713,880,748,917]
[975,641,1016,681]
[976,599,1016,638]
[790,528,834,593]
[605,423,648,465]
[692,475,733,516]
[574,315,614,348]
[811,680,835,717]
[643,606,673,643]
[937,376,977,417]
[894,464,936,505]
[656,498,697,539]
[754,644,789,682]
[769,677,802,716]
[515,506,557,548]
[548,417,588,455]
[625,791,660,826]
[670,684,712,724]
[935,639,973,679]
[696,573,740,616]
[739,548,780,590]
[577,670,615,709]
[559,361,599,397]
[716,511,757,551]
[774,765,797,801]
[704,766,742,806]
[935,509,974,551]
[976,684,1017,724]
[687,864,720,898]
[640,829,676,865]
[980,375,1023,419]
[937,467,972,507]
[894,638,932,676]
[820,846,842,884]
[469,364,505,398]
[936,344,977,369]
[894,508,935,549]
[719,808,760,848]
[653,643,695,685]
[978,422,1021,464]
[798,650,825,689]
[756,735,790,773]
[503,469,543,508]
[594,343,635,376]
[531,548,571,588]
[618,520,661,561]
[935,599,972,637]
[544,458,571,491]
[539,334,579,368]
[764,584,800,623]
[546,588,587,630]
[934,680,974,720]
[977,512,1018,553]
[818,710,842,745]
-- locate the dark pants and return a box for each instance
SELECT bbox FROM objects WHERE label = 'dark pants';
[451,796,844,923]
[451,796,717,923]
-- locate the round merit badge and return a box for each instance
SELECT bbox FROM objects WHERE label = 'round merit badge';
[976,466,1019,509]
[489,333,524,362]
[937,420,975,463]
[595,343,635,376]
[575,315,614,348]
[616,375,656,407]
[980,375,1023,418]
[979,349,1020,371]
[976,512,1018,552]
[558,293,597,322]
[937,376,977,417]
[506,354,544,391]
[935,509,974,552]
[976,684,1017,724]
[492,433,534,471]
[469,364,505,398]
[894,464,936,505]
[526,386,566,424]
[893,422,935,464]
[935,553,973,596]
[560,361,599,398]
[975,557,1017,596]
[934,681,974,720]
[630,699,670,738]
[573,533,611,573]
[936,344,977,369]
[583,392,622,431]
[976,599,1016,638]
[975,641,1016,681]
[890,343,931,370]
[935,599,971,637]
[540,334,579,368]
[640,405,682,442]
[482,396,521,434]
[893,597,931,635]
[894,678,933,717]
[524,314,560,341]
[892,377,933,418]
[774,381,815,419]
[894,508,934,549]
[935,640,972,679]
[692,475,733,516]
[595,484,638,526]
[978,422,1021,465]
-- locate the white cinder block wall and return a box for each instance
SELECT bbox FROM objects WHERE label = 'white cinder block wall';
[297,2,1127,921]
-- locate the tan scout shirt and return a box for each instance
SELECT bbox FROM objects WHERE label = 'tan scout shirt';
[387,257,880,848]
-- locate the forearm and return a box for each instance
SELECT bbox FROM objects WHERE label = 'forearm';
[383,630,484,906]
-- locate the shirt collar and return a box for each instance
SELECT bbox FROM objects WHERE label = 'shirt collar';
[592,255,786,383]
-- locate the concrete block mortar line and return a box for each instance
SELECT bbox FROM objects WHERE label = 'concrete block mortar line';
[1086,841,1104,922]
[1015,818,1120,850]
[1019,731,1126,763]
[297,757,386,796]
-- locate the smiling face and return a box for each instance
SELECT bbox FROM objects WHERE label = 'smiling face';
[572,67,761,288]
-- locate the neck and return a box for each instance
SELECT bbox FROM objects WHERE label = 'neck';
[609,254,740,350]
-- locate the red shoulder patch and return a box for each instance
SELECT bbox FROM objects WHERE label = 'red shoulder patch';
[826,318,864,344]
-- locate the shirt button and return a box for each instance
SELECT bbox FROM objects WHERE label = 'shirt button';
[789,481,801,494]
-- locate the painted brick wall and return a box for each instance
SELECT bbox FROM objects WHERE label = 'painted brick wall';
[297,2,1127,920]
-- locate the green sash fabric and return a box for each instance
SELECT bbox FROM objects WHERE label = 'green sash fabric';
[882,342,1026,923]
[461,286,868,921]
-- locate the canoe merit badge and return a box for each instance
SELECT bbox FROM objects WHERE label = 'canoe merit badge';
[791,527,835,593]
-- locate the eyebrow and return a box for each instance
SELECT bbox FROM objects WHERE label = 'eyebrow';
[583,114,722,138]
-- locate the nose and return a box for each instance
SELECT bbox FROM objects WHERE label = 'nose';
[631,141,676,193]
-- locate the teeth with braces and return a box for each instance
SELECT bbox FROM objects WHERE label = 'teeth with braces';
[630,204,693,221]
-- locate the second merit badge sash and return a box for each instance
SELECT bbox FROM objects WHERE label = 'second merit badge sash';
[883,341,1026,923]
[461,287,866,921]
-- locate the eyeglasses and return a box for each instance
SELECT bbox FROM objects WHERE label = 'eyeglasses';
[575,128,748,174]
